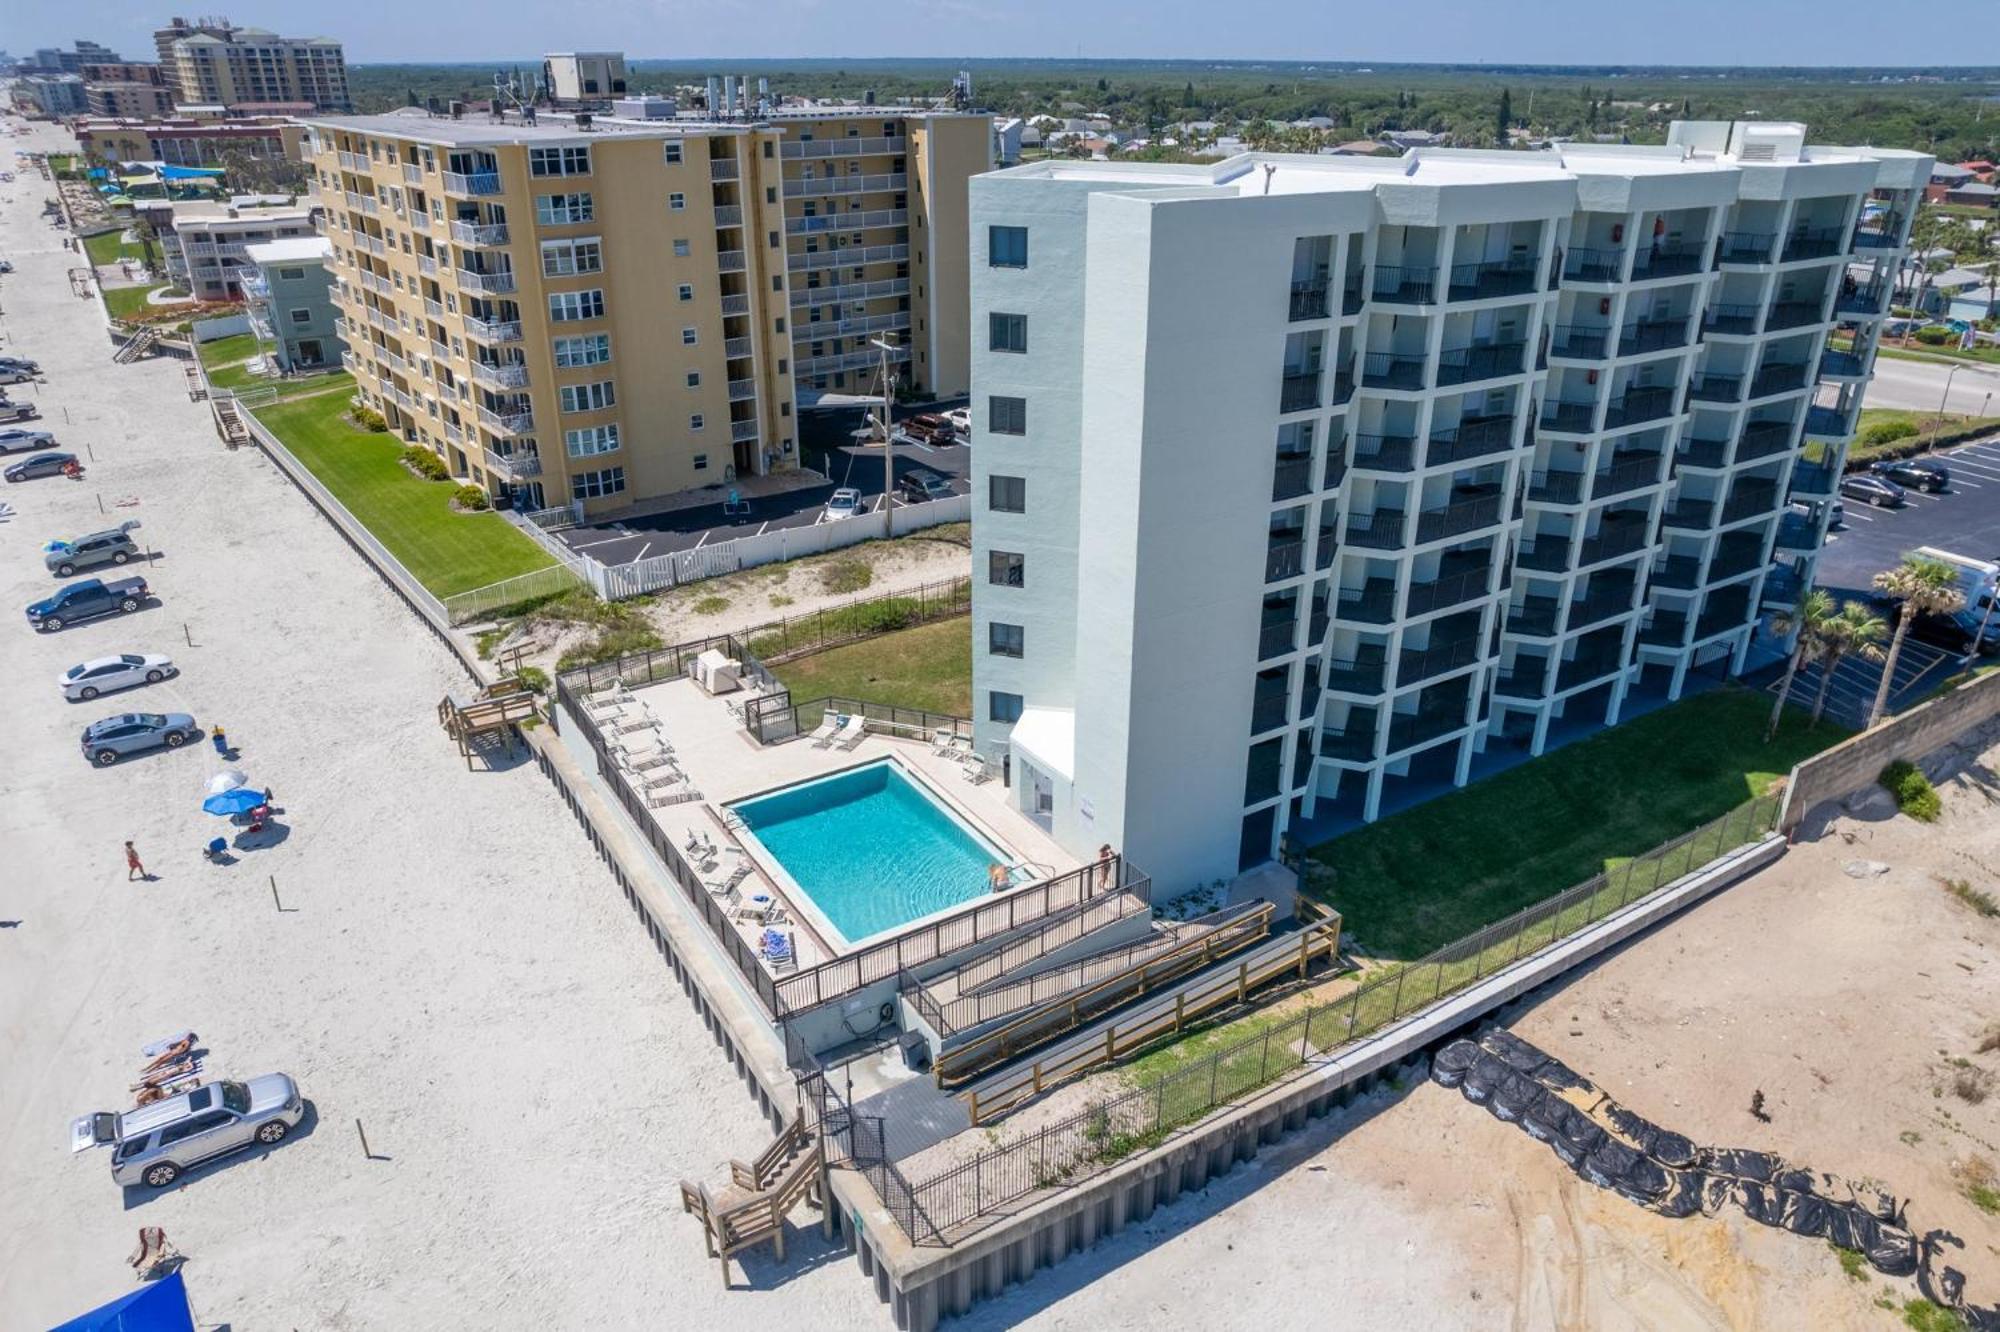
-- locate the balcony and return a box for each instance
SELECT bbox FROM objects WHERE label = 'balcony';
[1272,453,1315,502]
[1447,257,1537,300]
[476,403,534,436]
[1528,469,1587,505]
[730,419,761,443]
[456,268,517,296]
[1289,279,1331,321]
[1556,649,1627,692]
[794,345,911,378]
[356,233,387,257]
[1516,536,1573,572]
[1540,400,1597,434]
[1577,519,1652,565]
[1661,498,1717,531]
[1244,742,1284,804]
[470,361,528,390]
[1318,725,1380,763]
[1250,685,1291,735]
[1789,463,1837,498]
[1342,280,1365,316]
[1371,265,1438,305]
[1362,352,1426,390]
[1567,584,1637,630]
[714,205,743,227]
[1428,416,1517,467]
[1638,612,1690,647]
[1762,571,1803,606]
[1676,437,1729,470]
[1851,219,1904,252]
[1280,372,1322,413]
[1605,385,1678,429]
[450,220,509,246]
[1631,241,1706,279]
[402,163,423,185]
[790,242,909,273]
[1563,247,1624,282]
[724,336,753,359]
[1416,493,1503,543]
[1737,420,1797,463]
[717,250,746,272]
[1819,349,1868,380]
[1774,514,1818,550]
[441,170,502,196]
[463,315,522,344]
[1315,527,1340,569]
[1781,227,1844,262]
[1330,369,1356,405]
[783,172,907,198]
[1405,565,1492,617]
[1386,706,1470,754]
[1650,555,1702,590]
[1266,539,1307,582]
[482,446,542,479]
[1687,373,1743,405]
[1695,597,1753,641]
[1347,510,1408,550]
[1719,482,1780,524]
[788,208,907,235]
[1836,284,1887,317]
[1435,341,1525,387]
[1507,596,1562,637]
[721,294,750,316]
[1351,433,1417,472]
[1548,325,1612,360]
[1336,580,1399,624]
[1594,452,1665,499]
[1325,656,1389,695]
[1701,303,1761,336]
[1804,405,1853,438]
[789,276,910,308]
[1398,637,1482,686]
[1258,618,1299,660]
[728,377,758,401]
[1715,232,1776,265]
[1618,318,1689,356]
[709,158,740,181]
[782,135,908,159]
[1764,300,1825,332]
[1748,362,1811,399]
[1495,660,1552,699]
[1708,533,1766,582]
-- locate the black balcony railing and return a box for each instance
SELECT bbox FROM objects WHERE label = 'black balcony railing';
[1448,257,1538,300]
[1330,369,1357,405]
[1716,232,1776,265]
[1851,220,1903,252]
[1372,264,1438,304]
[1650,555,1702,590]
[1529,469,1587,504]
[1789,463,1837,497]
[1266,539,1307,582]
[1749,362,1810,398]
[1541,400,1597,433]
[1662,498,1717,530]
[1774,514,1817,549]
[1563,247,1624,282]
[1506,597,1562,636]
[1404,565,1492,617]
[1428,416,1517,466]
[1835,284,1887,315]
[1737,420,1797,462]
[1289,280,1331,321]
[1273,453,1315,502]
[1318,725,1379,762]
[1594,453,1665,498]
[1347,510,1409,549]
[1244,744,1284,804]
[1708,537,1765,582]
[1315,528,1339,569]
[1258,618,1298,659]
[1517,537,1574,572]
[1701,303,1761,335]
[1781,226,1844,261]
[1605,385,1678,428]
[1638,612,1690,646]
[1631,241,1705,278]
[1416,494,1504,543]
[1764,300,1825,331]
[1280,372,1322,413]
[1720,483,1779,523]
[1578,520,1652,565]
[1386,706,1469,753]
[1251,687,1291,735]
[1495,660,1552,698]
[1362,352,1427,390]
[1343,280,1366,315]
[1398,636,1483,685]
[1351,433,1418,471]
[1688,373,1744,404]
[1436,341,1525,386]
[1336,581,1399,624]
[1548,324,1612,360]
[1695,602,1752,641]
[1618,318,1689,355]
[1556,650,1626,692]
[1804,405,1853,438]
[1818,349,1867,379]
[1676,437,1730,470]
[1568,585,1637,629]
[1324,657,1389,694]
[1762,571,1803,605]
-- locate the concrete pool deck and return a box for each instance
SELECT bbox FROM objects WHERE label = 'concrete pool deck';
[617,675,1079,975]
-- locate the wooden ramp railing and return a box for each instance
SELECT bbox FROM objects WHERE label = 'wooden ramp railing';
[679,1110,825,1286]
[437,682,538,769]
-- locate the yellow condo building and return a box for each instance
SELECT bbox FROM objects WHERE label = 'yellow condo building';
[300,105,990,514]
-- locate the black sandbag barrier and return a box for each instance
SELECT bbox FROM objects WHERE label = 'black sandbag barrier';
[1431,1032,1928,1283]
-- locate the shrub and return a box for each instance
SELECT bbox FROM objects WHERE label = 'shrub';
[692,595,730,615]
[1914,325,1953,346]
[452,483,490,511]
[1860,418,1918,447]
[819,559,874,595]
[353,407,388,432]
[400,446,450,480]
[514,665,550,694]
[1878,760,1942,823]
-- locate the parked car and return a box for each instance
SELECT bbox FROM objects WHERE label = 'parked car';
[1839,473,1906,508]
[71,1075,304,1188]
[901,413,957,446]
[0,258,14,273]
[46,521,141,576]
[895,468,955,503]
[0,427,54,453]
[1869,458,1949,492]
[59,652,175,701]
[945,406,971,436]
[0,355,38,373]
[0,400,41,425]
[79,710,197,766]
[823,487,865,521]
[27,575,150,631]
[6,449,74,481]
[1879,603,2000,657]
[0,365,35,385]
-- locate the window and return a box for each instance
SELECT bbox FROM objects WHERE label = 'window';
[669,191,686,211]
[989,623,1025,657]
[540,237,603,276]
[769,229,780,248]
[535,193,593,225]
[572,466,626,498]
[693,453,709,470]
[989,313,1027,353]
[663,142,683,165]
[548,289,605,322]
[989,225,1028,268]
[690,413,705,430]
[685,371,700,387]
[288,307,312,324]
[989,691,1024,724]
[529,145,591,177]
[989,395,1027,435]
[277,266,304,280]
[678,283,694,301]
[553,333,611,367]
[559,380,616,413]
[681,328,698,346]
[989,475,1026,513]
[673,238,691,257]
[988,551,1025,587]
[564,425,621,458]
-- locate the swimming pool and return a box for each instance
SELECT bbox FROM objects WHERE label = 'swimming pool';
[730,759,1013,947]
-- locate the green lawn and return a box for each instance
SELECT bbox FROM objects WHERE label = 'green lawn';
[770,618,972,716]
[82,229,142,266]
[253,394,554,599]
[1306,689,1845,958]
[197,332,262,369]
[209,363,351,401]
[102,284,169,321]
[1851,409,1999,464]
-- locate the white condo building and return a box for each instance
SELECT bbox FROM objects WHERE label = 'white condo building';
[968,121,1928,887]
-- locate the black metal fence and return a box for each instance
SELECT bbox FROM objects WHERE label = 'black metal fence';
[887,794,1782,1246]
[745,692,972,748]
[742,577,970,664]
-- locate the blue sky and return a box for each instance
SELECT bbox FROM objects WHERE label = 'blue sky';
[11,0,1995,66]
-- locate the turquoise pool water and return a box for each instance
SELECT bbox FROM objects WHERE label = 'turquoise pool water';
[731,760,1009,945]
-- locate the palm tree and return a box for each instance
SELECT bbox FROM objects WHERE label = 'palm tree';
[1766,588,1837,740]
[1866,555,1966,727]
[1810,601,1889,727]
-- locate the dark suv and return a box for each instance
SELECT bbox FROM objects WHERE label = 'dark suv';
[895,469,955,503]
[1870,458,1949,492]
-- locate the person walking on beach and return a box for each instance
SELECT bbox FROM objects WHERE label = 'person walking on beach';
[125,841,147,882]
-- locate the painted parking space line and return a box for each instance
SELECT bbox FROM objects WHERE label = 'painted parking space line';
[1949,478,1984,488]
[634,541,651,561]
[1944,461,2000,480]
[1841,509,1876,522]
[692,530,709,549]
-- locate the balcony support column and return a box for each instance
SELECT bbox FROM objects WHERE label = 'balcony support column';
[1604,673,1629,728]
[1667,655,1691,702]
[1451,735,1475,789]
[1362,768,1385,824]
[1729,628,1754,677]
[1529,707,1552,758]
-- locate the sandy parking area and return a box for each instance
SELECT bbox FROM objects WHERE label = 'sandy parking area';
[0,119,881,1329]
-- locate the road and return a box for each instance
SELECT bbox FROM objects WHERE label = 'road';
[1862,350,2000,415]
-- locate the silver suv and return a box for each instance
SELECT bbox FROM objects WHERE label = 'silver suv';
[72,1075,304,1188]
[46,521,141,577]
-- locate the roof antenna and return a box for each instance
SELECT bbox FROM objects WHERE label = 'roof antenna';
[1262,163,1276,196]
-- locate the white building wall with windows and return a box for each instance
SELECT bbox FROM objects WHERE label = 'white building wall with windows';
[970,124,1929,886]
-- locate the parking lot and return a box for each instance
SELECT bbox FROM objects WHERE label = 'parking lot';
[1814,436,2000,599]
[555,424,972,569]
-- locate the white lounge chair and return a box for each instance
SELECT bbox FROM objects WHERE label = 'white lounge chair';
[808,713,843,748]
[834,715,868,749]
[608,710,661,736]
[961,757,992,785]
[640,767,687,790]
[648,786,703,808]
[621,745,678,773]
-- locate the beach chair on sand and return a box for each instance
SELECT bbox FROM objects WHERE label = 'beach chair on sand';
[833,715,868,750]
[129,1227,181,1280]
[807,713,843,748]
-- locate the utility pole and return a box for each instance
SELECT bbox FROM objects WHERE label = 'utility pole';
[1926,363,1962,450]
[872,335,898,539]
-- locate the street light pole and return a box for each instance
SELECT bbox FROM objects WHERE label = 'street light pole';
[871,335,897,539]
[1925,363,1962,452]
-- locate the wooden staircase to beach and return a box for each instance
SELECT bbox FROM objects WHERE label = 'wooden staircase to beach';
[437,678,539,769]
[679,1109,825,1287]
[113,325,160,364]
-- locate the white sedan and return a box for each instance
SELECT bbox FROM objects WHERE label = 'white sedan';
[58,652,176,702]
[945,407,971,435]
[0,427,54,454]
[822,487,866,522]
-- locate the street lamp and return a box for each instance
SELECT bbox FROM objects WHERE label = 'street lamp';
[871,335,899,539]
[1924,362,1963,451]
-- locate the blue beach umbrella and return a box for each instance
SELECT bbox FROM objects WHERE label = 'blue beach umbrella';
[201,786,264,816]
